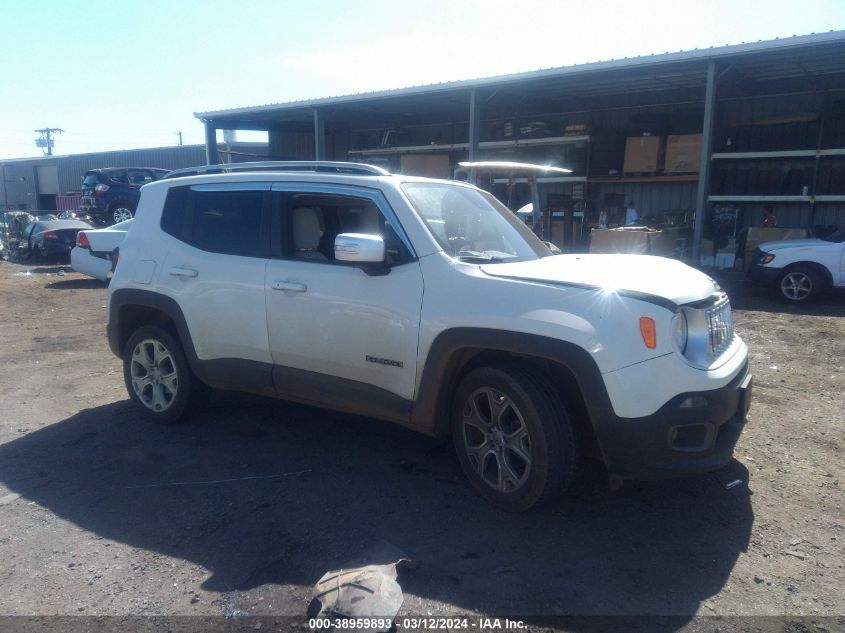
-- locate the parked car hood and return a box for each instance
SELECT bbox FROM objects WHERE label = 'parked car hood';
[480,254,719,306]
[758,238,832,251]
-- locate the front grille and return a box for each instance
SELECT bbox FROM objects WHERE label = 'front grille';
[706,297,734,358]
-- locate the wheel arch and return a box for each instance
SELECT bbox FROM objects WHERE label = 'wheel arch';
[779,260,834,288]
[411,329,610,457]
[108,289,199,367]
[108,198,136,212]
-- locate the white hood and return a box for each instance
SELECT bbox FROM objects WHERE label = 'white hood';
[758,238,825,251]
[481,254,719,306]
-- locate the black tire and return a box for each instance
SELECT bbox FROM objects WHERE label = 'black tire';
[109,201,135,225]
[451,363,578,512]
[122,325,207,424]
[777,266,821,302]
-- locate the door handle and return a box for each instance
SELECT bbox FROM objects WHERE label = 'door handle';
[272,280,307,292]
[168,267,198,278]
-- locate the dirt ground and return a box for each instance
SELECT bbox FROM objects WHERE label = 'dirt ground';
[0,260,842,631]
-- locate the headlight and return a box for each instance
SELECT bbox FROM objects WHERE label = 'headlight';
[673,311,688,354]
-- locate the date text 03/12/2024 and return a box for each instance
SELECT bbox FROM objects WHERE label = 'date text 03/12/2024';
[308,617,526,630]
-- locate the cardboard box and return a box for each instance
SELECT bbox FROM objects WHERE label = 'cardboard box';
[664,134,702,173]
[743,226,810,271]
[744,227,809,252]
[399,153,450,179]
[715,253,736,269]
[623,136,664,173]
[716,237,736,254]
[589,228,651,254]
[700,238,715,257]
[648,228,680,257]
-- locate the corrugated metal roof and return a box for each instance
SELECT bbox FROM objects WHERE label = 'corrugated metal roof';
[195,30,845,120]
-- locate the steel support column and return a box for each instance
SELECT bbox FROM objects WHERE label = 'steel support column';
[313,109,326,160]
[204,121,219,165]
[468,90,481,183]
[692,60,716,262]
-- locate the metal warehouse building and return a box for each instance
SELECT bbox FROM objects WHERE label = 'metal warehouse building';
[195,31,845,258]
[0,142,266,213]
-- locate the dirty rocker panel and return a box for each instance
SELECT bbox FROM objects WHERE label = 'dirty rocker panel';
[108,289,411,424]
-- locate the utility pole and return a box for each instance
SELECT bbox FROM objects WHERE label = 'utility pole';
[177,131,183,146]
[34,128,63,156]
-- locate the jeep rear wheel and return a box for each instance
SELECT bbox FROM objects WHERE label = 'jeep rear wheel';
[123,326,205,424]
[452,364,578,511]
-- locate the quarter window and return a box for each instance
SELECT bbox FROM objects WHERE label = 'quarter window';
[160,186,191,241]
[192,189,264,257]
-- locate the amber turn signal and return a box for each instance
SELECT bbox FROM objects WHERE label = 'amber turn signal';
[639,317,657,349]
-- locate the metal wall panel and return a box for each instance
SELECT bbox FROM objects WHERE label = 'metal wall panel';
[1,162,42,210]
[811,203,845,226]
[57,146,207,193]
[591,182,698,214]
[720,93,822,127]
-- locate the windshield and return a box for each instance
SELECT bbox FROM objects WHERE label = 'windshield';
[401,182,550,262]
[821,227,845,243]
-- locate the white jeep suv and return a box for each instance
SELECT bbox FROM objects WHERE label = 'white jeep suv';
[107,161,751,510]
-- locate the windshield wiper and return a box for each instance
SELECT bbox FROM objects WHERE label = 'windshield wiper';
[456,250,509,263]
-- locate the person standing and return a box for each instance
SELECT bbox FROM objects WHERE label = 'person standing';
[762,206,777,227]
[625,201,639,226]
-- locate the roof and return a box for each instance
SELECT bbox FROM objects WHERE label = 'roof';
[196,30,845,122]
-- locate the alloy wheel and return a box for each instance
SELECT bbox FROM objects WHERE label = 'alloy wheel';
[130,338,179,412]
[113,207,133,223]
[461,387,532,493]
[780,271,812,301]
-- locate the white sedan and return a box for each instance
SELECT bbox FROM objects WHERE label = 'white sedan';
[748,226,845,301]
[71,219,133,281]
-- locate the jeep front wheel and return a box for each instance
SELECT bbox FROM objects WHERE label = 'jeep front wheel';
[123,326,203,424]
[451,364,578,511]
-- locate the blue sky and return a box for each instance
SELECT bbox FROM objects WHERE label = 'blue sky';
[1,0,844,158]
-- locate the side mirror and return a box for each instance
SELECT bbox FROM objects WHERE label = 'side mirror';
[335,233,386,263]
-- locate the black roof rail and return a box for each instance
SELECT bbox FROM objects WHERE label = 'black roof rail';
[163,161,390,179]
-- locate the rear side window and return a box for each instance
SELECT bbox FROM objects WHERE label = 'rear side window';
[161,186,191,241]
[128,169,155,186]
[192,189,264,257]
[107,170,128,184]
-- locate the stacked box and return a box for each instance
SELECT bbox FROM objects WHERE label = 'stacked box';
[664,134,702,173]
[589,228,651,254]
[623,136,664,173]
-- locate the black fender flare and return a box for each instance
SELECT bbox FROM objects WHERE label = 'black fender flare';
[409,328,614,437]
[108,288,198,364]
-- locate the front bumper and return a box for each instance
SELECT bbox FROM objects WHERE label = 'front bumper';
[593,362,752,480]
[748,263,781,285]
